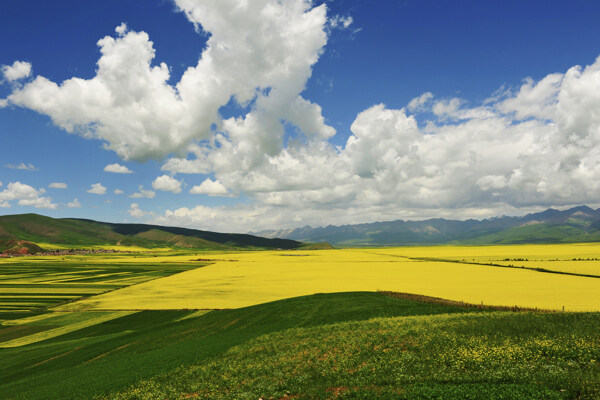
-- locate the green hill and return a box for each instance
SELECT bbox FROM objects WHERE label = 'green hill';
[1,292,598,399]
[0,239,44,255]
[0,214,302,250]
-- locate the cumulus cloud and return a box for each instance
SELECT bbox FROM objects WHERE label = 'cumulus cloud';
[2,61,32,81]
[190,178,229,196]
[152,175,182,193]
[161,145,210,174]
[87,183,107,195]
[6,162,37,171]
[114,189,124,195]
[4,0,333,162]
[104,163,132,173]
[129,185,155,199]
[6,1,600,231]
[0,181,57,209]
[49,182,67,189]
[115,22,128,36]
[67,198,82,208]
[128,203,154,218]
[153,55,600,231]
[407,92,434,113]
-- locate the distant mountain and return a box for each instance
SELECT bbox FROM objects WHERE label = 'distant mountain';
[254,206,600,246]
[0,214,303,250]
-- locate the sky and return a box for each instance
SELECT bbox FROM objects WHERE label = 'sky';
[2,0,600,233]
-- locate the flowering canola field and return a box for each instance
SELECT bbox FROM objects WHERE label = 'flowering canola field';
[56,244,600,312]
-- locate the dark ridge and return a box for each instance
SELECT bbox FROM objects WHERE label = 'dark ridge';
[100,221,302,249]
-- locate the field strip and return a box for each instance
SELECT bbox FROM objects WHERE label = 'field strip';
[52,249,600,312]
[0,311,136,348]
[362,250,600,279]
[1,311,73,326]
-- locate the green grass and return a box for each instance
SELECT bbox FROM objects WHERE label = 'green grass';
[1,292,476,399]
[103,305,600,400]
[1,292,599,399]
[0,258,205,317]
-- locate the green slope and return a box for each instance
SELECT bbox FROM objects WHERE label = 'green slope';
[462,223,600,245]
[1,292,599,399]
[0,292,473,399]
[0,214,302,250]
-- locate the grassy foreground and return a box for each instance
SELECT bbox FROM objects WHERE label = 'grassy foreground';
[1,292,599,399]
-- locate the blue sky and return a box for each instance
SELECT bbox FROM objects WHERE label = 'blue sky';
[2,0,600,232]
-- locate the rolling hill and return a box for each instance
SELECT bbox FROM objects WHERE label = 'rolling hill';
[0,214,302,250]
[255,205,600,246]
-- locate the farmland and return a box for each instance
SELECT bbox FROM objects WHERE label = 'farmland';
[1,243,600,399]
[0,252,206,320]
[53,244,600,312]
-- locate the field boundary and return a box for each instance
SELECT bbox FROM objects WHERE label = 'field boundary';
[378,291,556,312]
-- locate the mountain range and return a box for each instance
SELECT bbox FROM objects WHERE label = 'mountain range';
[254,206,600,246]
[2,206,600,252]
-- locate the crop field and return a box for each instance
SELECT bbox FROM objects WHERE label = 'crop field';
[1,243,600,399]
[55,244,600,312]
[0,254,206,320]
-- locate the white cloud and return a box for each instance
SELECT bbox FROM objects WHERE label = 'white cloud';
[6,162,37,171]
[190,178,229,196]
[5,2,600,231]
[104,163,132,174]
[115,22,127,36]
[161,157,209,174]
[407,92,433,113]
[114,189,124,195]
[5,0,333,161]
[329,15,353,29]
[432,97,463,118]
[0,181,57,209]
[67,198,82,208]
[49,182,67,189]
[152,175,182,193]
[128,203,154,218]
[155,55,600,231]
[87,183,107,195]
[129,185,155,199]
[2,61,32,81]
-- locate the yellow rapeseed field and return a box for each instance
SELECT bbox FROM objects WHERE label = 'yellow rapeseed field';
[56,245,600,312]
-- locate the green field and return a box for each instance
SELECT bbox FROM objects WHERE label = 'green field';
[1,292,598,399]
[0,254,205,320]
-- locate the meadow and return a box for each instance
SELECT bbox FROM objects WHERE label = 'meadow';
[1,243,599,399]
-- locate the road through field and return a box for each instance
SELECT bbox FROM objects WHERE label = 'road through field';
[54,248,600,312]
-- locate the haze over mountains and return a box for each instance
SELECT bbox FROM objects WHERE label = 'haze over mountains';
[256,206,600,246]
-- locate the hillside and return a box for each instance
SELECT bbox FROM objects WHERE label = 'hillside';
[2,292,598,399]
[255,206,600,246]
[0,240,44,255]
[0,214,302,250]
